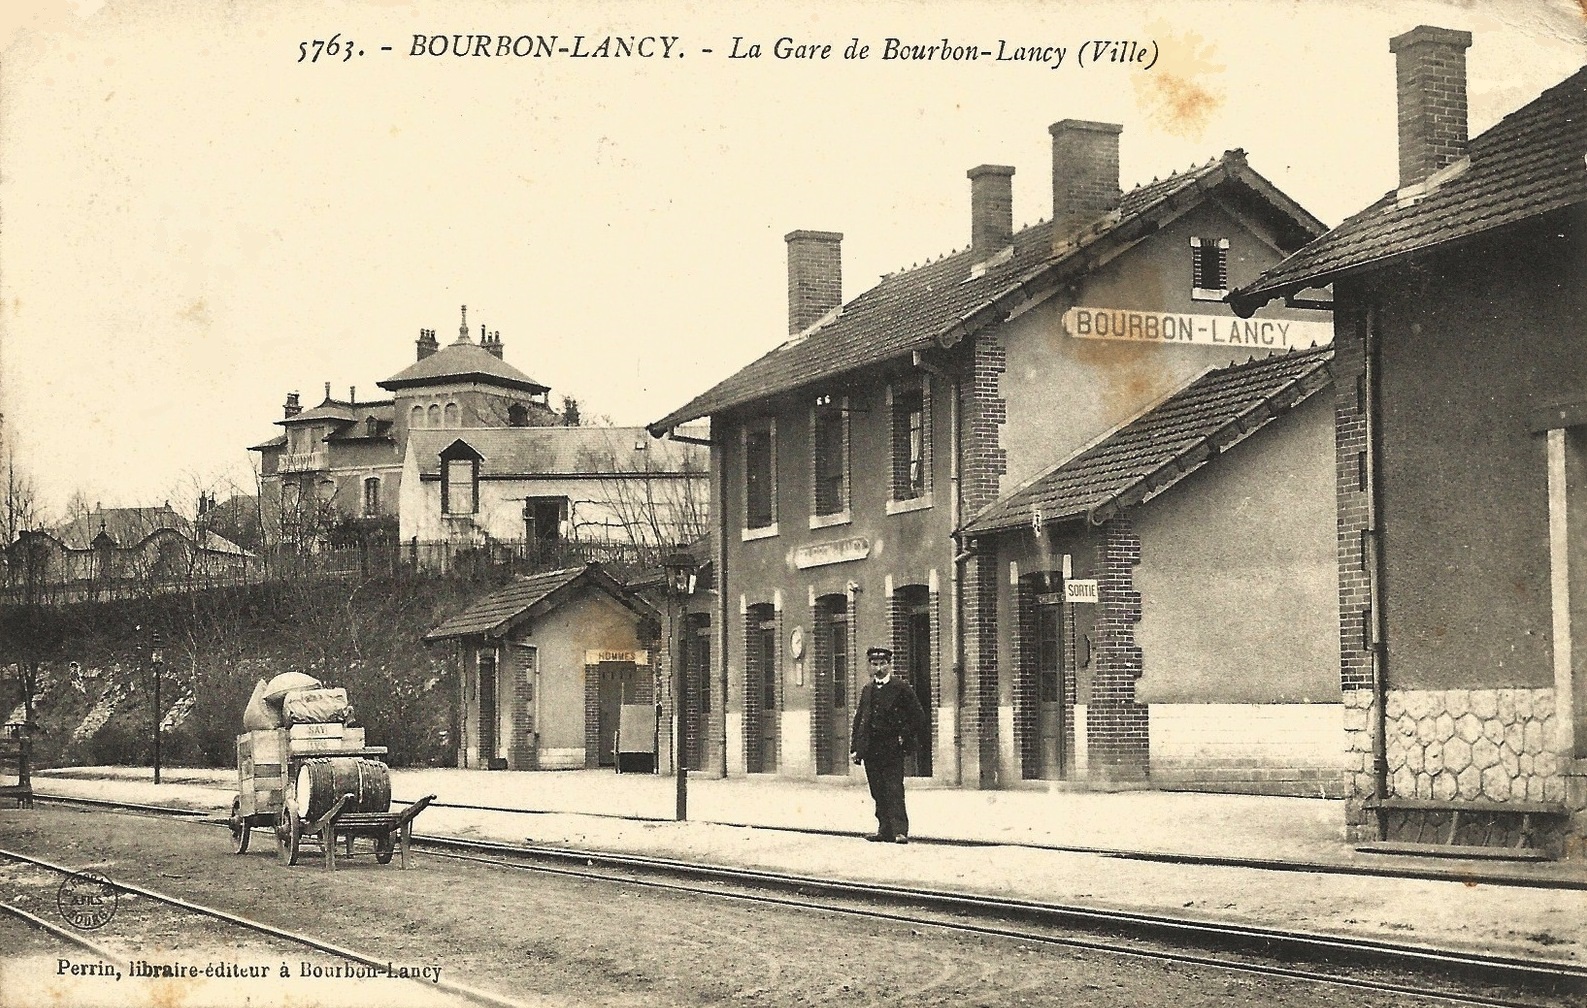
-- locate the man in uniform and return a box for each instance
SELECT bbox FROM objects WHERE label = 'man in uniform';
[850,646,930,844]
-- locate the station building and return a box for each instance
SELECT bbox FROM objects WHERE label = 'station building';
[1235,28,1587,848]
[651,117,1339,791]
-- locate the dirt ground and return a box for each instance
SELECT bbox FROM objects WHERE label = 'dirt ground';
[0,805,1486,1008]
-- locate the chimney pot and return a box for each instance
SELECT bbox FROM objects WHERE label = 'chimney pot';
[784,230,843,335]
[1049,119,1122,243]
[1389,25,1472,188]
[283,391,302,419]
[417,327,438,360]
[967,165,1016,259]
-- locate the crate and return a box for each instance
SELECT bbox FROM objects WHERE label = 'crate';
[289,723,345,740]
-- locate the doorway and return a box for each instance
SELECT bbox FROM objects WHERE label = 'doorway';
[478,648,503,770]
[814,594,851,775]
[1034,597,1065,779]
[747,604,779,773]
[898,585,933,777]
[595,659,640,767]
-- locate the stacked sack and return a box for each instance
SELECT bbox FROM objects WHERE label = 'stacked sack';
[241,672,365,752]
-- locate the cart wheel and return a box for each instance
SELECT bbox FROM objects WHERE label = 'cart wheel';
[277,791,302,867]
[375,833,394,864]
[229,797,250,854]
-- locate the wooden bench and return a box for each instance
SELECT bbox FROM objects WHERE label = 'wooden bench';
[0,735,32,809]
[1359,797,1567,861]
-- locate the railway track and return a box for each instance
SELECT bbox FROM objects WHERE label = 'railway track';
[0,844,528,1008]
[15,793,1587,1006]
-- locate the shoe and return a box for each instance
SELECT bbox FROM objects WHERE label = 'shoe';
[894,835,909,845]
[864,834,894,843]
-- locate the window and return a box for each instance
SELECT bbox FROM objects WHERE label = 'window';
[812,397,847,517]
[440,440,482,516]
[1190,237,1230,299]
[523,496,568,548]
[317,479,337,504]
[410,405,424,429]
[507,403,529,426]
[744,422,775,531]
[892,386,927,500]
[427,403,440,426]
[363,477,381,516]
[444,402,460,426]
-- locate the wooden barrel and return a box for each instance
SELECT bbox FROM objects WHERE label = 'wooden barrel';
[293,757,391,822]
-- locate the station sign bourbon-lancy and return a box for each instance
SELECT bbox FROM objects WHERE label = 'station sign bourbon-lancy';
[1062,307,1332,350]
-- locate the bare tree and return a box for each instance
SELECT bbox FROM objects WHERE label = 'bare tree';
[578,429,710,568]
[0,448,45,546]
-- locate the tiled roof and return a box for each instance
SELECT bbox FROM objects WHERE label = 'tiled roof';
[651,151,1324,432]
[423,563,656,641]
[963,345,1334,535]
[46,507,251,555]
[408,426,707,479]
[379,339,548,393]
[1235,68,1587,307]
[249,434,287,452]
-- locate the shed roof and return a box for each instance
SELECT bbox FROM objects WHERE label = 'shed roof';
[1234,67,1587,310]
[423,563,657,642]
[963,344,1334,535]
[650,150,1323,432]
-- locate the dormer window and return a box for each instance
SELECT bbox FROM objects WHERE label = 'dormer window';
[440,439,483,516]
[1190,237,1229,301]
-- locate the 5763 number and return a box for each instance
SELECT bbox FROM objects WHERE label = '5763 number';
[298,34,359,63]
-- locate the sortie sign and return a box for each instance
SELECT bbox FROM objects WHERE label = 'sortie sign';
[1063,306,1332,349]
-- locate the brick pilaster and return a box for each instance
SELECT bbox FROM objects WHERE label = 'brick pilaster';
[1014,579,1039,779]
[960,552,1001,787]
[1335,299,1379,833]
[583,663,600,768]
[1088,517,1148,780]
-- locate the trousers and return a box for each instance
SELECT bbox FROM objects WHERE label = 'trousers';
[864,751,908,839]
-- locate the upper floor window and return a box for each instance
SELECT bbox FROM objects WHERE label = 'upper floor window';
[812,396,848,517]
[427,403,441,427]
[1190,237,1229,300]
[507,403,529,426]
[892,386,927,500]
[440,440,482,516]
[444,402,460,426]
[363,477,381,516]
[744,422,775,531]
[410,405,424,429]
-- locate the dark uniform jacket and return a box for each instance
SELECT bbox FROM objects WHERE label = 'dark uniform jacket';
[850,676,929,764]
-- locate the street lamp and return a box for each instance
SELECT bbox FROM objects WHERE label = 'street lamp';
[149,629,165,785]
[662,550,698,822]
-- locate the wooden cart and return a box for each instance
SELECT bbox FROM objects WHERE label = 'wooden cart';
[228,728,434,871]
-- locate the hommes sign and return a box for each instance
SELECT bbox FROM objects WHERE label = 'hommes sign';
[1063,306,1332,350]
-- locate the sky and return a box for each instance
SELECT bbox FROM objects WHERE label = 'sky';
[1,0,1583,516]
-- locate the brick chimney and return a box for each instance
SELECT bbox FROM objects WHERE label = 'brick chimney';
[1389,26,1472,189]
[483,327,503,359]
[1049,120,1122,243]
[416,327,438,360]
[967,164,1015,259]
[785,230,843,335]
[283,391,301,418]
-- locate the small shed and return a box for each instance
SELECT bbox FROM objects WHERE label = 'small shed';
[425,563,660,770]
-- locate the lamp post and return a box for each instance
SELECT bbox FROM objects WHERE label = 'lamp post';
[149,629,164,784]
[662,550,698,822]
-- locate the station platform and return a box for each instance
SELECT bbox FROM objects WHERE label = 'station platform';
[22,765,1587,966]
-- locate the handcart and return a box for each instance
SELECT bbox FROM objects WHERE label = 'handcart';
[228,727,434,871]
